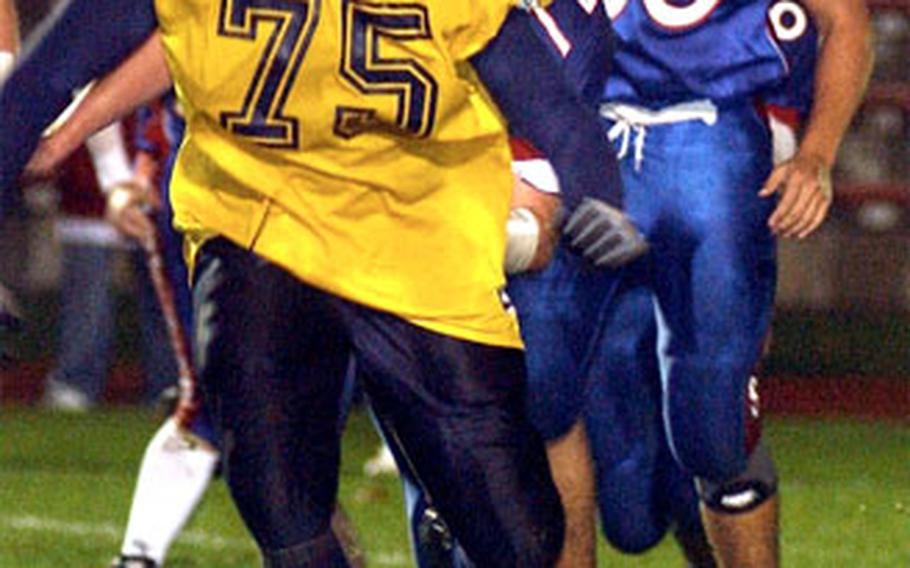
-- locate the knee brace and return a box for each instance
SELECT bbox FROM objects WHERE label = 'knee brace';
[696,444,777,515]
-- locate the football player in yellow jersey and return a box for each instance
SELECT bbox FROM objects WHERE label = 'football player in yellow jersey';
[0,1,645,565]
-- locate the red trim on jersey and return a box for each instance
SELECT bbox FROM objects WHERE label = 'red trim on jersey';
[754,99,803,132]
[509,137,545,160]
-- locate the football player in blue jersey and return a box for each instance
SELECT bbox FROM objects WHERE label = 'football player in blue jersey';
[510,1,873,567]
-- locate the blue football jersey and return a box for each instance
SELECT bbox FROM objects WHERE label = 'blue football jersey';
[604,0,817,109]
[530,0,614,106]
[760,0,818,118]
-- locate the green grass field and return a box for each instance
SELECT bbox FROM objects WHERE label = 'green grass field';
[0,407,906,567]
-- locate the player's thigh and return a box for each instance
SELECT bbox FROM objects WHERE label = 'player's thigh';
[349,308,563,567]
[583,267,671,551]
[507,244,618,440]
[646,107,777,477]
[192,238,352,542]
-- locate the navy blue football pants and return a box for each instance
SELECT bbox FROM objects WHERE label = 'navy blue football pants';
[192,238,564,567]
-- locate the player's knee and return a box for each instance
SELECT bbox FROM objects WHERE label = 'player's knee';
[593,459,668,553]
[665,356,756,480]
[696,443,778,516]
[601,518,666,554]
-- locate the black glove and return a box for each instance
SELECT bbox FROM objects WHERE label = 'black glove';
[564,198,648,268]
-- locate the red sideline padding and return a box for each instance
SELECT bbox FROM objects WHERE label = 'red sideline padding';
[867,0,910,13]
[763,376,909,420]
[1,362,907,419]
[864,83,910,114]
[834,182,910,209]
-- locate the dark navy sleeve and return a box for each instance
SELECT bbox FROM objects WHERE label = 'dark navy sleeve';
[470,7,622,210]
[0,0,157,195]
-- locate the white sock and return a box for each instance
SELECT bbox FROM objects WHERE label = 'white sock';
[119,418,220,564]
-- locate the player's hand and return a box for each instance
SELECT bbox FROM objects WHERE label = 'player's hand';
[505,175,561,273]
[105,182,158,248]
[563,197,648,268]
[760,151,833,239]
[22,134,69,182]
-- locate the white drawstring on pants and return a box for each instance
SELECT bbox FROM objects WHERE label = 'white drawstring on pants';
[600,100,719,171]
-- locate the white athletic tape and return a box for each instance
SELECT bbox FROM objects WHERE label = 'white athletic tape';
[0,51,14,83]
[505,207,540,274]
[85,122,134,193]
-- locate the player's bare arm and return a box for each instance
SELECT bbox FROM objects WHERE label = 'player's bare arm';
[26,32,171,181]
[0,0,19,79]
[26,32,168,247]
[0,0,18,52]
[760,0,874,239]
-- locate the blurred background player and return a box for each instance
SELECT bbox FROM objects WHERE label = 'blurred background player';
[37,119,178,410]
[1,1,215,559]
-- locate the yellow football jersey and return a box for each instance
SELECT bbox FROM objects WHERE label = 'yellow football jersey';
[155,0,532,347]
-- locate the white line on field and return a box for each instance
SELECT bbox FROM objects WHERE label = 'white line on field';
[0,514,411,565]
[0,514,250,551]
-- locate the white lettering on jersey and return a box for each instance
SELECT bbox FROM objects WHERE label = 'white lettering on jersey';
[642,0,721,30]
[577,0,601,15]
[769,1,809,42]
[605,0,629,21]
[748,375,761,419]
[605,0,720,30]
